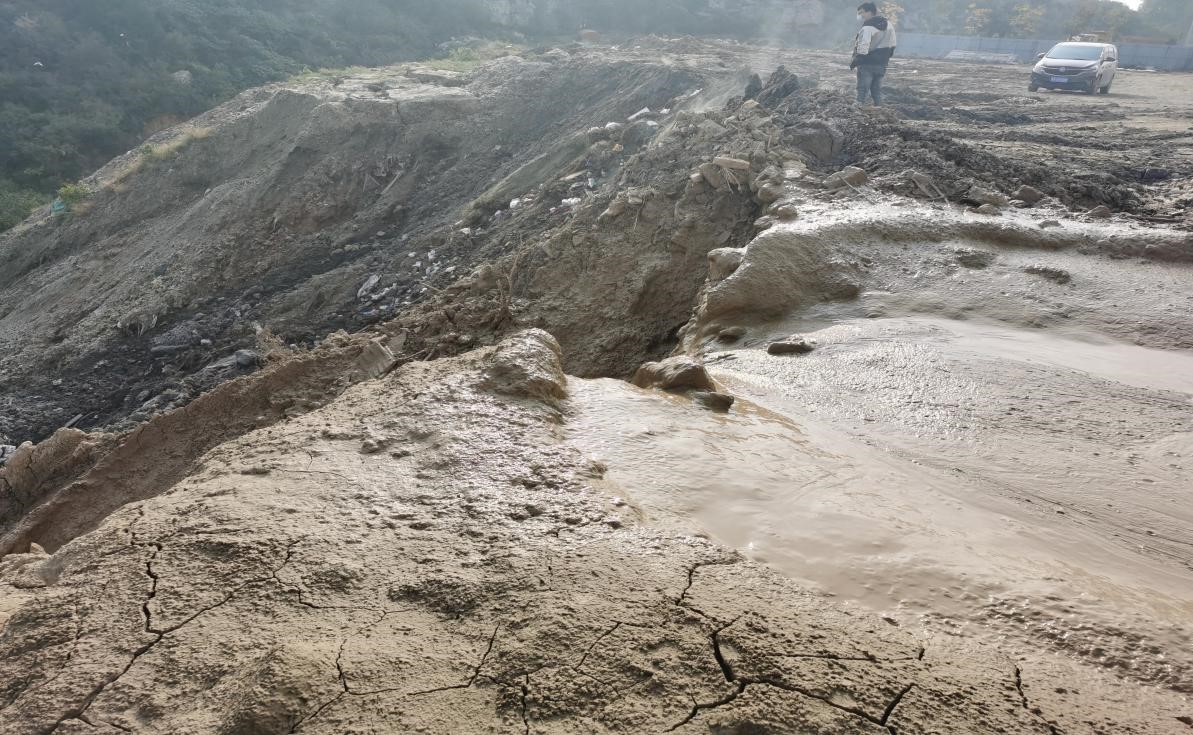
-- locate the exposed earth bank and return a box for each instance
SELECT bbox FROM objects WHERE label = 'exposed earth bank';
[2,38,1193,734]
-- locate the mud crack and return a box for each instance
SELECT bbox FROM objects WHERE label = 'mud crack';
[1014,665,1062,735]
[575,622,621,671]
[409,624,500,696]
[519,673,531,735]
[667,616,916,732]
[47,536,298,734]
[675,559,739,620]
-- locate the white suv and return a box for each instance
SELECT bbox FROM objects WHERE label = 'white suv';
[1030,42,1118,95]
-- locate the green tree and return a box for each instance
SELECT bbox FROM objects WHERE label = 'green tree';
[1139,0,1193,42]
[1010,3,1045,36]
[965,4,994,34]
[0,181,45,230]
[881,2,906,26]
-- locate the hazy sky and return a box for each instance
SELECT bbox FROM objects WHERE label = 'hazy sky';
[1118,0,1143,9]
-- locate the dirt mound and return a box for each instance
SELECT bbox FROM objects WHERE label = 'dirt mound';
[749,67,1153,214]
[0,49,709,445]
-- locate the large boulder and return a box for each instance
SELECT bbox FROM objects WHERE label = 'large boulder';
[708,247,745,282]
[823,166,867,190]
[1012,185,1045,204]
[788,121,844,162]
[631,356,715,391]
[482,329,567,402]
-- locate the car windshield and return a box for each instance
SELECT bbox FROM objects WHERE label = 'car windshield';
[1047,44,1102,61]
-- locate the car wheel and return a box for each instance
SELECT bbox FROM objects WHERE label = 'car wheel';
[1098,84,1111,94]
[1028,83,1039,92]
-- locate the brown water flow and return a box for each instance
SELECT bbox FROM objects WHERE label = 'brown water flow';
[564,316,1193,690]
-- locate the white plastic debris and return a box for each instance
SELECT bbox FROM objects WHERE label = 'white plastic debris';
[357,274,381,300]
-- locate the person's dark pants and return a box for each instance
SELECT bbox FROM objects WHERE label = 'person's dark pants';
[856,65,886,105]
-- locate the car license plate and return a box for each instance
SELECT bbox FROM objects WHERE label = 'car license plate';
[1050,76,1068,83]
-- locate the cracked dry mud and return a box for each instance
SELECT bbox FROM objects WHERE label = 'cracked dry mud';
[5,332,1176,735]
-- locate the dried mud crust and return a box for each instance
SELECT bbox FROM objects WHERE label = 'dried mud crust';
[1,331,1185,735]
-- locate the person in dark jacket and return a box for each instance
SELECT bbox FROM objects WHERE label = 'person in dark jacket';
[850,2,897,106]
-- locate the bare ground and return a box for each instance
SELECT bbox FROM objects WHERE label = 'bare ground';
[2,38,1193,734]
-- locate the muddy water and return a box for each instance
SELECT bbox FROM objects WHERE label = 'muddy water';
[565,316,1193,690]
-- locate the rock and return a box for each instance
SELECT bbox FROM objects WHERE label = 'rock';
[788,123,844,162]
[1013,185,1045,204]
[356,338,398,380]
[1024,265,1072,284]
[360,437,389,454]
[631,356,715,391]
[698,162,728,189]
[713,156,751,171]
[234,349,261,368]
[0,444,17,467]
[1009,199,1030,209]
[718,326,748,342]
[968,187,1009,207]
[975,203,1001,216]
[754,65,801,107]
[695,119,729,140]
[708,248,745,281]
[774,204,799,221]
[743,73,763,100]
[754,215,777,231]
[756,183,784,205]
[482,329,568,403]
[1087,205,1112,219]
[823,166,867,190]
[955,247,996,269]
[755,165,784,185]
[601,198,627,219]
[767,339,814,355]
[692,391,735,412]
[1039,219,1061,229]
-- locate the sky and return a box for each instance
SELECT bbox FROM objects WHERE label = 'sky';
[1117,0,1143,8]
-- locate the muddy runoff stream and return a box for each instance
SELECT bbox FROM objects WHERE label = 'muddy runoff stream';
[564,315,1193,694]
